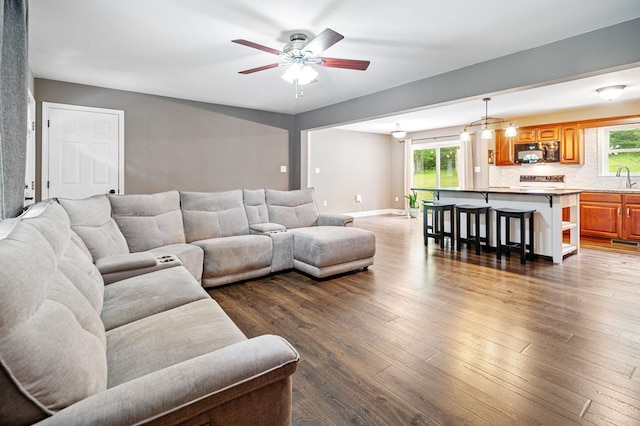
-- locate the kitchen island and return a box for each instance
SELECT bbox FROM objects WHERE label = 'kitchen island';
[412,187,583,263]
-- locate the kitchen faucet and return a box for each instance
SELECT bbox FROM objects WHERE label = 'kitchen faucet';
[616,165,637,189]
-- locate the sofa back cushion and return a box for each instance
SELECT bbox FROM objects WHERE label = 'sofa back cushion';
[0,202,107,425]
[266,188,320,229]
[181,190,250,241]
[243,189,269,226]
[109,190,186,252]
[58,194,129,261]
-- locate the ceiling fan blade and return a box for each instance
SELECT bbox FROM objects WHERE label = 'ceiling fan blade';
[232,39,282,56]
[238,63,280,74]
[304,28,344,56]
[319,57,370,71]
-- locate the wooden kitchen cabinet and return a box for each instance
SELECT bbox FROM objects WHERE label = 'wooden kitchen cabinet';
[494,129,516,166]
[560,124,583,164]
[516,125,560,143]
[580,192,640,241]
[624,194,640,240]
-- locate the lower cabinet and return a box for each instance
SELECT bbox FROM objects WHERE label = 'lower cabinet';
[624,195,640,240]
[580,192,640,241]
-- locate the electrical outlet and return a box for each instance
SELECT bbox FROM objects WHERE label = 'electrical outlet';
[315,167,320,174]
[323,200,327,207]
[355,194,362,203]
[395,196,399,202]
[280,165,287,173]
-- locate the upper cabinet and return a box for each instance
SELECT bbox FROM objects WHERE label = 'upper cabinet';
[494,129,516,166]
[495,123,584,166]
[516,125,560,143]
[559,124,582,164]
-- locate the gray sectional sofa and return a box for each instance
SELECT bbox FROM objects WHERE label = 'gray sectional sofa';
[0,187,375,425]
[0,201,299,425]
[61,187,376,286]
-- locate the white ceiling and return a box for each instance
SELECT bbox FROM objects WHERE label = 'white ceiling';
[29,0,640,131]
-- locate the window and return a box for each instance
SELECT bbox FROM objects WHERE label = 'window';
[598,123,640,175]
[412,141,460,205]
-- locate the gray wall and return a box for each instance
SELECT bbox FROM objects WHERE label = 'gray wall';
[296,18,640,133]
[308,129,404,213]
[35,79,294,197]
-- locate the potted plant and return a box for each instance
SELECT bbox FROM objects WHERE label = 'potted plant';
[405,190,419,218]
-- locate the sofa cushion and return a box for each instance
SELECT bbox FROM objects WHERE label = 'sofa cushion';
[106,299,246,387]
[181,190,250,242]
[109,190,186,252]
[0,202,107,424]
[58,195,129,261]
[101,266,210,330]
[243,188,269,226]
[193,235,272,280]
[265,188,320,229]
[290,226,376,267]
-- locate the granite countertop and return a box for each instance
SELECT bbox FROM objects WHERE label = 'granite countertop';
[573,188,640,194]
[412,187,583,196]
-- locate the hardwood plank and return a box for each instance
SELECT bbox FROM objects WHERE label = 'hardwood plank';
[209,214,640,425]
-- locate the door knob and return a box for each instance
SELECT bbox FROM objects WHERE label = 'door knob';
[109,189,116,194]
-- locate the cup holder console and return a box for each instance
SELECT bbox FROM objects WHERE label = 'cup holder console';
[157,255,179,264]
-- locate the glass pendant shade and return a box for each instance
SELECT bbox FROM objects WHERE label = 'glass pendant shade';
[459,128,471,142]
[505,123,517,137]
[481,127,493,140]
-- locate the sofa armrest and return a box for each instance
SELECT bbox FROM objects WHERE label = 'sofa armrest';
[250,222,287,234]
[95,252,159,275]
[37,335,299,426]
[317,213,354,227]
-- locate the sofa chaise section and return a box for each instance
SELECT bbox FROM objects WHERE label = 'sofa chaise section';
[265,188,376,278]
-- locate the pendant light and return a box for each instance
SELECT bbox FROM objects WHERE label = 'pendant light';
[391,123,407,139]
[459,97,517,142]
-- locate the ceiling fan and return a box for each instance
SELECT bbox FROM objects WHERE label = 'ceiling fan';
[232,28,370,86]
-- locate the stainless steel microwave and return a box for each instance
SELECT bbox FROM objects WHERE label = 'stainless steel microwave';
[514,141,560,164]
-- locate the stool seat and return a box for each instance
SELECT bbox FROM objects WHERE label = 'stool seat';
[455,204,491,255]
[422,202,455,249]
[495,208,535,264]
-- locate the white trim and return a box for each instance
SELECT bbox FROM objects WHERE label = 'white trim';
[41,102,125,199]
[343,208,402,217]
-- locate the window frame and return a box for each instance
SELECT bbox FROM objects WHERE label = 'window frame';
[411,139,461,188]
[598,123,640,176]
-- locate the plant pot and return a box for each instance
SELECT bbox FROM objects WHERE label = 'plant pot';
[409,207,419,218]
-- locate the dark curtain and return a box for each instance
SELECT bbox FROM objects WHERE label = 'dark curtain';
[0,0,28,219]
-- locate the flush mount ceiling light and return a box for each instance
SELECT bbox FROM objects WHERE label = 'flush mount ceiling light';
[460,97,517,142]
[391,123,407,139]
[596,85,626,101]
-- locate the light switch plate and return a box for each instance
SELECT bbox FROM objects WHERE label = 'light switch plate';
[280,165,287,173]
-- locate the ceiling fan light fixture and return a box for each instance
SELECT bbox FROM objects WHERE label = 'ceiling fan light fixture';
[504,122,517,137]
[281,63,318,85]
[596,85,626,101]
[391,123,406,139]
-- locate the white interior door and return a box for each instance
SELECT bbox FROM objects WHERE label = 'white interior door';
[42,103,124,199]
[24,90,36,207]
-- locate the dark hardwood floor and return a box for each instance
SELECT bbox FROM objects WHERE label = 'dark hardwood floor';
[209,215,640,425]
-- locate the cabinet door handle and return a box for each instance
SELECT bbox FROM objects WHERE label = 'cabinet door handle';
[628,208,631,218]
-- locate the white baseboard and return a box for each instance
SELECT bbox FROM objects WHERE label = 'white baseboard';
[344,208,405,218]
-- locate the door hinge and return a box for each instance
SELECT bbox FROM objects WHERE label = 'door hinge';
[47,120,50,128]
[47,181,50,189]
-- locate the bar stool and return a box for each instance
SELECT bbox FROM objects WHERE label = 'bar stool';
[495,208,535,264]
[455,204,491,255]
[423,201,455,249]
